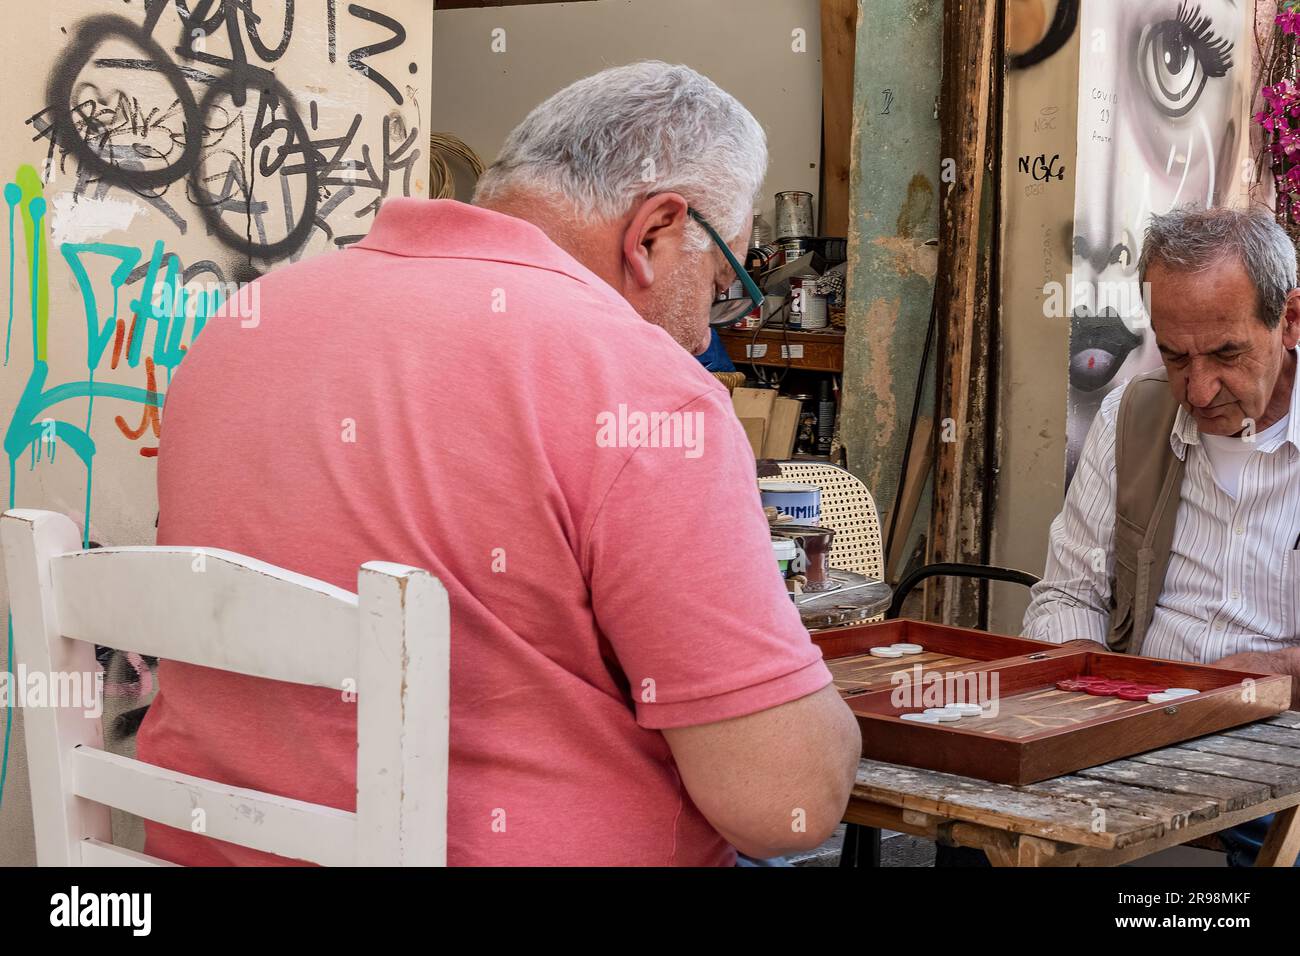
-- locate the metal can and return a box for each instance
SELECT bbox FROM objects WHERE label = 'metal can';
[802,291,828,330]
[788,273,819,329]
[775,190,816,240]
[777,238,808,266]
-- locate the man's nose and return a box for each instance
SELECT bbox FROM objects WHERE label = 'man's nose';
[1185,364,1220,408]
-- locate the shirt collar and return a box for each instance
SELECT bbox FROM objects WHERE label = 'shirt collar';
[1169,347,1300,461]
[354,198,615,293]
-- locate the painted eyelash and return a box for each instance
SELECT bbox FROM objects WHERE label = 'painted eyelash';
[1175,0,1235,77]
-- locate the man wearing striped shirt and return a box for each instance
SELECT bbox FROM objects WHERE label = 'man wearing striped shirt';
[1023,206,1300,865]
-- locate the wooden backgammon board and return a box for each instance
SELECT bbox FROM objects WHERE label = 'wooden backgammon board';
[812,619,1293,786]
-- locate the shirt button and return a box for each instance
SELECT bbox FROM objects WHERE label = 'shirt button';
[1235,527,1244,535]
[1231,590,1241,600]
[1215,622,1224,630]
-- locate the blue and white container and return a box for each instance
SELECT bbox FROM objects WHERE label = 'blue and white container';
[761,483,821,525]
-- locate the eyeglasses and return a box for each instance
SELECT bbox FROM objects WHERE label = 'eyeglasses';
[688,207,764,329]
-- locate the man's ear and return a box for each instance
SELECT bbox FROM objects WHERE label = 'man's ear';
[622,193,690,291]
[1284,288,1300,350]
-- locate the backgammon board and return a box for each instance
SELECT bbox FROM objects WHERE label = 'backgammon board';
[812,619,1293,785]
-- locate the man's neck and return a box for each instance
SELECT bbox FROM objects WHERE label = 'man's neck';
[477,194,621,288]
[1256,347,1297,432]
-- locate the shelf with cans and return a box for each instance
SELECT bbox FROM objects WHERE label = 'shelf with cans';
[719,195,846,463]
[716,199,846,375]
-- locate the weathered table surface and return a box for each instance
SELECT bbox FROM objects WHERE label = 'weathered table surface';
[843,710,1300,866]
[793,571,892,630]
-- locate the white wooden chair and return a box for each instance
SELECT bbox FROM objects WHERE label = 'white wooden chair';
[0,509,449,867]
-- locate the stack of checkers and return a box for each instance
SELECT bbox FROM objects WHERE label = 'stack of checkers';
[867,642,924,658]
[1055,676,1200,704]
[900,703,984,723]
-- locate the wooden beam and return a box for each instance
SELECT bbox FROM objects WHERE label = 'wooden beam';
[884,415,932,580]
[927,0,999,625]
[819,0,858,238]
[839,0,942,525]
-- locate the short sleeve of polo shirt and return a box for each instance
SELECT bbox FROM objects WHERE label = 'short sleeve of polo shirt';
[584,387,833,729]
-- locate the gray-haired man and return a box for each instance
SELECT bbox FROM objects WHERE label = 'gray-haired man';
[1023,206,1300,865]
[142,60,860,866]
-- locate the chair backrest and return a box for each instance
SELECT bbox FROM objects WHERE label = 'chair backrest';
[0,509,449,867]
[760,461,884,580]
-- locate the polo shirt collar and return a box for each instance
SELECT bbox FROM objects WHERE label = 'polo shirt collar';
[1169,347,1300,461]
[355,198,612,292]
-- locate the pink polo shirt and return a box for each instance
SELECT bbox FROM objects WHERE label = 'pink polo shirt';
[137,199,830,866]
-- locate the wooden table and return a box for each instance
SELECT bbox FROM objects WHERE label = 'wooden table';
[794,571,892,630]
[843,710,1300,867]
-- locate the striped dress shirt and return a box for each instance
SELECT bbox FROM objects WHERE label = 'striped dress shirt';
[1022,363,1300,663]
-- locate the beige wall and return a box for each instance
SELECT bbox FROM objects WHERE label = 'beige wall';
[430,0,824,231]
[989,4,1079,634]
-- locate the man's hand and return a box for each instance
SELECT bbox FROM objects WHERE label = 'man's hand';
[1213,651,1283,674]
[1214,650,1300,709]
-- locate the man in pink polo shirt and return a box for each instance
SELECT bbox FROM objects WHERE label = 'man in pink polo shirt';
[137,61,861,866]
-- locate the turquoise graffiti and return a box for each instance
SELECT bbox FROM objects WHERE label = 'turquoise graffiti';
[1,163,222,809]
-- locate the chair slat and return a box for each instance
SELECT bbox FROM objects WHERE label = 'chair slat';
[52,548,358,689]
[72,746,356,867]
[355,563,450,865]
[81,838,178,867]
[0,510,112,865]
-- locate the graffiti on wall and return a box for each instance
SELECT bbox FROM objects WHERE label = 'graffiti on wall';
[1009,0,1253,474]
[1067,0,1251,466]
[0,0,429,813]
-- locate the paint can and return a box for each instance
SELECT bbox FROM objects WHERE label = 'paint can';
[761,483,821,525]
[801,290,828,330]
[777,238,809,266]
[775,191,815,240]
[788,273,819,329]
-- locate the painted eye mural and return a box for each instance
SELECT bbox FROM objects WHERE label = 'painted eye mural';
[1006,0,1252,476]
[1138,3,1236,119]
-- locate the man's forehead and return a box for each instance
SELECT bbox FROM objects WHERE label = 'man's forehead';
[1147,253,1249,285]
[1155,331,1251,354]
[1147,258,1260,324]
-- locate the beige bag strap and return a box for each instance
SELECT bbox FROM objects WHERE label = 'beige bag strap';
[1109,369,1184,655]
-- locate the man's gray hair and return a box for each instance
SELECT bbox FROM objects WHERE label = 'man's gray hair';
[474,61,767,251]
[1139,206,1297,329]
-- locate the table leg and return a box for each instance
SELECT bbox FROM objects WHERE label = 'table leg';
[838,823,881,867]
[1255,805,1300,867]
